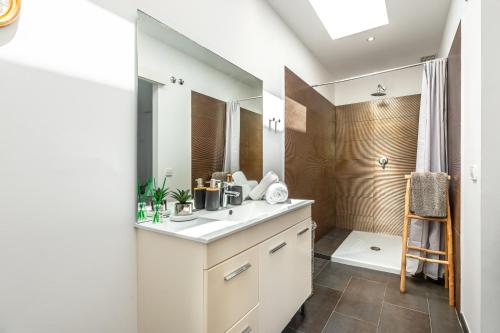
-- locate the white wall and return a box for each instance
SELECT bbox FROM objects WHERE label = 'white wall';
[137,31,262,191]
[263,91,285,179]
[481,1,500,332]
[0,1,333,332]
[439,0,500,332]
[460,1,482,331]
[0,1,137,333]
[438,0,465,57]
[333,65,422,105]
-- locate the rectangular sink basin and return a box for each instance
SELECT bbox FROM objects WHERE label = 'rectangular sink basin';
[200,200,291,222]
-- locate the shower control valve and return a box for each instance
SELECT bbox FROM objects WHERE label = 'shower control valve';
[378,156,389,169]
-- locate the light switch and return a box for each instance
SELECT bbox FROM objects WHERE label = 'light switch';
[470,164,478,182]
[165,168,174,177]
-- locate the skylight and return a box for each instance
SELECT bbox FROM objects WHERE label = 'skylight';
[308,0,389,40]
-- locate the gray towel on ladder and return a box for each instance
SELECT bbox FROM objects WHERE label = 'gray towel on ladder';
[410,172,448,217]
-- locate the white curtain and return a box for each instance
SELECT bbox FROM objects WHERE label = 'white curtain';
[407,59,448,279]
[223,101,240,172]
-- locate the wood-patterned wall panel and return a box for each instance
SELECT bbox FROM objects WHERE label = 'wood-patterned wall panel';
[336,140,375,161]
[336,177,374,199]
[335,159,374,178]
[240,108,263,181]
[285,68,336,240]
[447,24,461,310]
[373,116,419,140]
[335,215,373,232]
[336,196,374,217]
[335,95,420,234]
[191,91,226,188]
[371,95,421,119]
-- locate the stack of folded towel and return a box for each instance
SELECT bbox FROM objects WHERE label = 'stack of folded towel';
[410,172,448,217]
[232,170,289,204]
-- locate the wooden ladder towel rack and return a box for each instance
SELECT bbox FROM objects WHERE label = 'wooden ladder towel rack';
[400,174,455,306]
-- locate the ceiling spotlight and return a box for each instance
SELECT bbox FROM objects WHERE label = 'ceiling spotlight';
[366,36,376,42]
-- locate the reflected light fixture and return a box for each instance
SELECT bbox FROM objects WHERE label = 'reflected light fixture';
[308,0,389,40]
[366,36,376,42]
[0,0,21,27]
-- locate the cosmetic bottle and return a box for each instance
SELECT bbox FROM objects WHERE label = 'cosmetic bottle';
[205,179,220,211]
[193,178,206,210]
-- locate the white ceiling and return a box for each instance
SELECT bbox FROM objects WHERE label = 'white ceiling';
[266,0,451,81]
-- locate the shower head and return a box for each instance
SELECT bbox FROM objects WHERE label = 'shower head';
[371,84,387,97]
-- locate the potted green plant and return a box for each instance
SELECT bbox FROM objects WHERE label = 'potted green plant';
[151,177,169,223]
[152,177,169,207]
[170,189,193,216]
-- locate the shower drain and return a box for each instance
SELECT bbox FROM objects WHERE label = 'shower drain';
[370,246,381,251]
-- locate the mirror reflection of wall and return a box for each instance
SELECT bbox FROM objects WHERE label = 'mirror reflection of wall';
[136,11,263,193]
[137,79,154,183]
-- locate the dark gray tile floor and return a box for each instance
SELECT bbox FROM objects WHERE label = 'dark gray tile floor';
[284,229,464,333]
[314,228,352,259]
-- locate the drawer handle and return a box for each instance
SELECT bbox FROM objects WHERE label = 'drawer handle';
[269,241,287,254]
[242,326,252,333]
[224,263,252,281]
[297,227,309,236]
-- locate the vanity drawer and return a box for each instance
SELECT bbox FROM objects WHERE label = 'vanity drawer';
[225,305,259,333]
[206,246,259,333]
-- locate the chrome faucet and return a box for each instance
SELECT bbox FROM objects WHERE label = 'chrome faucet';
[221,182,240,208]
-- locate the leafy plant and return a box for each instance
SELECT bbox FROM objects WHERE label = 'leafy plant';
[170,189,192,204]
[152,177,169,205]
[137,177,152,202]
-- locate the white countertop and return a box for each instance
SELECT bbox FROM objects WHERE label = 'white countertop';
[134,199,314,244]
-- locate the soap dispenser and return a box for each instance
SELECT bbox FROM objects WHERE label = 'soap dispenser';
[205,179,220,211]
[193,178,206,210]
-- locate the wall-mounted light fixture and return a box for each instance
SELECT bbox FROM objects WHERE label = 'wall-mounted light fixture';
[0,0,21,27]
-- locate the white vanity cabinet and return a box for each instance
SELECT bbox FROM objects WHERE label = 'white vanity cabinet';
[259,218,312,332]
[137,203,312,333]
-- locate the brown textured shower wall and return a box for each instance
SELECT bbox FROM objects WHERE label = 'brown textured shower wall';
[191,91,226,188]
[240,108,263,181]
[447,24,461,310]
[284,68,336,240]
[335,95,420,235]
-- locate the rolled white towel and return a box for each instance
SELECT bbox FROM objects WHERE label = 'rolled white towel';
[265,182,289,204]
[231,171,257,199]
[232,171,248,184]
[249,171,279,200]
[246,180,258,189]
[240,184,252,200]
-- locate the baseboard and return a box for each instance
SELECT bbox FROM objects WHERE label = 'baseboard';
[458,312,470,333]
[314,252,331,260]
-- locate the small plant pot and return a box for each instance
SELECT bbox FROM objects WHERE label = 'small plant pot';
[174,202,193,216]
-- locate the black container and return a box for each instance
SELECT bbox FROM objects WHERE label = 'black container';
[193,187,206,210]
[205,188,220,211]
[229,185,243,205]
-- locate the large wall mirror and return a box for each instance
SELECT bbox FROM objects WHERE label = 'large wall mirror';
[137,11,263,194]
